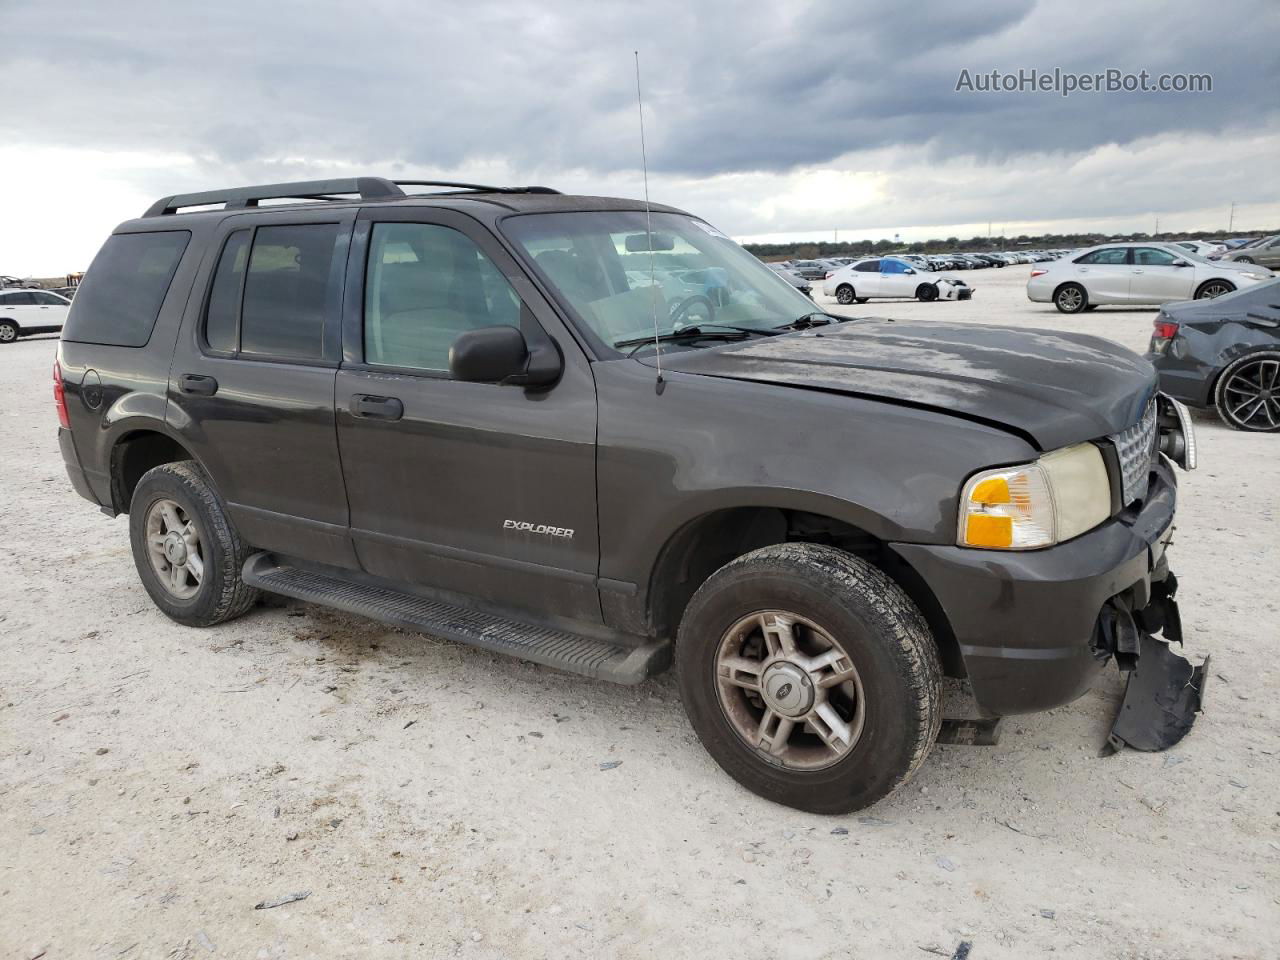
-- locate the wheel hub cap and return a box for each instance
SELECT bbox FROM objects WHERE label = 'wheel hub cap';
[163,533,188,566]
[760,661,814,717]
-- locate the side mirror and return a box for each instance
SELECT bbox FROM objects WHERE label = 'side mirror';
[1171,259,1190,267]
[449,325,562,387]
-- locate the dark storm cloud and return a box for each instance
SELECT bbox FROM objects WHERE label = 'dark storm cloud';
[2,0,1276,179]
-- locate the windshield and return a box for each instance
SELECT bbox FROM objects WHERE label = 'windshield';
[502,211,814,356]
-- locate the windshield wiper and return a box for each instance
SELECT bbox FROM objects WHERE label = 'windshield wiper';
[616,323,780,356]
[775,311,844,331]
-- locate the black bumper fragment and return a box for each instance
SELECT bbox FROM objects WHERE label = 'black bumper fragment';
[1104,633,1208,754]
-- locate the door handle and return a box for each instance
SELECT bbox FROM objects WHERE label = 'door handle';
[179,373,218,396]
[1132,269,1145,274]
[350,394,404,421]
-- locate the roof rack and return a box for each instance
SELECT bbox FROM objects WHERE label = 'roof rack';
[143,177,405,217]
[393,180,561,195]
[143,177,561,217]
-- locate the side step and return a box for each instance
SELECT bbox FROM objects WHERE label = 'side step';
[243,553,669,684]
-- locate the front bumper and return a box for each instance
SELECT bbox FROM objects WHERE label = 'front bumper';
[892,458,1180,716]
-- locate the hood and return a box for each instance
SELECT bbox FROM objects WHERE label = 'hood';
[650,319,1156,450]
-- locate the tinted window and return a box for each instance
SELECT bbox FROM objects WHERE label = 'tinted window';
[239,223,340,360]
[854,260,880,273]
[1133,247,1178,266]
[62,231,190,346]
[204,230,250,353]
[1076,248,1130,265]
[1,291,35,305]
[32,291,66,305]
[364,222,521,372]
[881,259,909,274]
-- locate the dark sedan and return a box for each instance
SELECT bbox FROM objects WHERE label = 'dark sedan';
[787,259,830,280]
[1148,278,1280,432]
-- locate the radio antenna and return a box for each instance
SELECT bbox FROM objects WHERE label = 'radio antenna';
[634,50,663,390]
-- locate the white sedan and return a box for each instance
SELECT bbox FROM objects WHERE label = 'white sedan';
[1026,242,1272,313]
[0,288,72,343]
[822,256,973,304]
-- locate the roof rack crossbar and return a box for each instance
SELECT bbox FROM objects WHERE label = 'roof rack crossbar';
[143,177,405,217]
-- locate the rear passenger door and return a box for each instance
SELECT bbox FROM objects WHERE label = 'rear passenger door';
[852,259,881,297]
[167,208,358,568]
[1072,247,1132,302]
[333,207,601,624]
[0,290,37,330]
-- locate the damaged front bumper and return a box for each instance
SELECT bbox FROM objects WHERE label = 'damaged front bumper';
[894,458,1205,737]
[1094,570,1208,753]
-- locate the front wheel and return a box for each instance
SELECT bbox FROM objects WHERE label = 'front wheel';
[835,284,856,305]
[1196,279,1235,299]
[676,543,942,814]
[129,461,260,626]
[1214,351,1280,432]
[1235,256,1255,264]
[916,283,938,302]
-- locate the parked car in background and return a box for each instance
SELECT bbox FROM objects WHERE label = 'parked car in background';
[788,259,829,280]
[824,256,973,303]
[766,262,813,298]
[0,288,71,343]
[1216,234,1280,270]
[51,286,79,300]
[1174,240,1227,258]
[0,275,42,289]
[1149,279,1280,432]
[1027,243,1273,313]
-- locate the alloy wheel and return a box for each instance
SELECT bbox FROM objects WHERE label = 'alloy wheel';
[1057,287,1083,311]
[1199,282,1232,299]
[714,610,866,771]
[1221,358,1280,430]
[144,498,205,599]
[0,324,16,342]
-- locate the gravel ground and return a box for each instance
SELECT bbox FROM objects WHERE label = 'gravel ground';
[2,266,1277,959]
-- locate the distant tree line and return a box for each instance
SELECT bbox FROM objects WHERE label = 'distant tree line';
[743,228,1276,261]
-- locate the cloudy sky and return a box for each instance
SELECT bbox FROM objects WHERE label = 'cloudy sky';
[2,0,1278,275]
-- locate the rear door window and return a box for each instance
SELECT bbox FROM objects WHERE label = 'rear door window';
[854,260,880,273]
[200,224,341,361]
[1076,248,1130,265]
[62,231,190,346]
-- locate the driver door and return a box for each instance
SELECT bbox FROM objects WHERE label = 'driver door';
[334,208,603,624]
[1130,247,1195,303]
[879,258,915,297]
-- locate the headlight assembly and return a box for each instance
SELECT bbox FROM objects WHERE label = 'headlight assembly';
[958,443,1112,550]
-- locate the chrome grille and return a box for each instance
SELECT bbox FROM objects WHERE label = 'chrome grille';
[1111,400,1157,505]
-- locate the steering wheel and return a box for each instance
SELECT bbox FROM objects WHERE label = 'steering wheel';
[669,294,716,328]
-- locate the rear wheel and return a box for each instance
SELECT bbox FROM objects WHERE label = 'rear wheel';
[916,283,938,302]
[1214,351,1280,432]
[129,461,260,626]
[1196,279,1235,299]
[0,320,17,343]
[1054,283,1087,313]
[676,543,942,813]
[835,284,856,305]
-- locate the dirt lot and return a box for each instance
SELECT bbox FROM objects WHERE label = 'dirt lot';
[2,267,1277,959]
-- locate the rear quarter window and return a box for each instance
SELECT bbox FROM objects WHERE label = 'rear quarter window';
[62,231,190,347]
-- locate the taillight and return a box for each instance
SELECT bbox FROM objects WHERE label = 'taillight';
[1030,269,1048,278]
[53,357,69,428]
[1152,319,1179,340]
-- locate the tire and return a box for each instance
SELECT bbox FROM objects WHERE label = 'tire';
[916,283,938,302]
[1195,279,1235,300]
[1235,256,1255,264]
[676,543,942,814]
[1214,350,1280,432]
[835,284,855,305]
[0,320,17,343]
[1054,283,1087,313]
[129,460,260,626]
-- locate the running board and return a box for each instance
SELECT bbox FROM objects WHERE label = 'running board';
[242,553,669,684]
